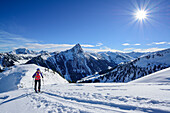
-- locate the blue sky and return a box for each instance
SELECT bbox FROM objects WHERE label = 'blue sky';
[0,0,170,52]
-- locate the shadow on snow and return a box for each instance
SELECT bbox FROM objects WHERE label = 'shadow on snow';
[0,93,33,105]
[43,91,170,113]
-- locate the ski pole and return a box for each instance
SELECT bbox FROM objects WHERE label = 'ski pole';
[32,78,34,89]
[42,78,44,85]
[42,78,44,92]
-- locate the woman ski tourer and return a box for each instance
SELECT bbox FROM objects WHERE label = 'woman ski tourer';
[32,68,44,93]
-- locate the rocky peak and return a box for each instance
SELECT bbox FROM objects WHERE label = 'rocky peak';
[70,43,83,54]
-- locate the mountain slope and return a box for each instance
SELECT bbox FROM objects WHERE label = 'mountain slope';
[0,64,68,93]
[0,82,170,113]
[78,48,170,83]
[129,67,170,83]
[0,53,21,71]
[88,51,134,64]
[126,52,146,59]
[27,44,118,82]
[0,53,35,72]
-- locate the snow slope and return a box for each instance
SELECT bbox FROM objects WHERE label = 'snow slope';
[0,83,170,113]
[78,48,170,83]
[0,64,68,93]
[0,64,170,113]
[130,67,170,83]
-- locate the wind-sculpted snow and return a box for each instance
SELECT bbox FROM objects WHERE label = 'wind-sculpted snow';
[0,64,68,93]
[0,83,170,113]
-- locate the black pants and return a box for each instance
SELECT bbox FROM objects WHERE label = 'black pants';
[34,80,41,92]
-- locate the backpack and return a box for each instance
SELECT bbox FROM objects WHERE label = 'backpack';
[35,72,41,80]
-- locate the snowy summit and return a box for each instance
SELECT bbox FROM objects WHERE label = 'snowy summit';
[10,48,36,54]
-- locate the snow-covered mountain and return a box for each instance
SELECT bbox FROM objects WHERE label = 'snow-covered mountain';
[126,52,146,59]
[0,64,68,93]
[98,52,134,64]
[0,48,50,72]
[0,53,29,72]
[0,52,35,72]
[39,50,49,55]
[0,53,20,71]
[129,67,170,83]
[24,44,147,82]
[9,48,37,54]
[78,48,170,83]
[0,44,147,82]
[26,44,118,82]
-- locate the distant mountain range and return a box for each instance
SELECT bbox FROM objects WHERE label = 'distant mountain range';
[78,48,170,83]
[3,43,167,83]
[26,44,128,82]
[9,48,37,54]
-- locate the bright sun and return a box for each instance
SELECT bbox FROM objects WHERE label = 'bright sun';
[135,10,147,20]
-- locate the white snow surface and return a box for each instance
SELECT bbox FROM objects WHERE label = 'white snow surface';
[0,83,170,113]
[130,67,170,83]
[0,64,68,93]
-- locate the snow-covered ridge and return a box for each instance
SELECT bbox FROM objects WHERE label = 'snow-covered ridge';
[78,48,170,83]
[134,48,170,67]
[98,52,134,64]
[0,64,68,93]
[0,53,35,72]
[129,67,170,83]
[9,48,37,54]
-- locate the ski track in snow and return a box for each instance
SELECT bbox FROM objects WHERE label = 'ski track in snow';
[0,83,170,113]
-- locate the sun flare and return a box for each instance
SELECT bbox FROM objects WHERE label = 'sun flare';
[135,10,147,20]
